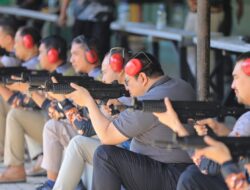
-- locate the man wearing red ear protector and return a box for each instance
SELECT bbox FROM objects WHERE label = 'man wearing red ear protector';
[101,47,131,84]
[34,35,102,190]
[70,35,101,80]
[0,26,44,182]
[0,33,76,183]
[45,47,130,190]
[153,51,250,190]
[64,50,196,190]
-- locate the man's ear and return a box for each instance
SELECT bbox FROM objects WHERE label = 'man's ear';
[138,72,148,86]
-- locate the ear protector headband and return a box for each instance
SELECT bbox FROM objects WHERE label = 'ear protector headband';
[125,51,152,76]
[241,58,250,76]
[22,34,34,49]
[109,47,125,73]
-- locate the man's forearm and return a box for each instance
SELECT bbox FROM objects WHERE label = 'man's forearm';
[86,98,111,143]
[0,85,13,102]
[60,0,70,17]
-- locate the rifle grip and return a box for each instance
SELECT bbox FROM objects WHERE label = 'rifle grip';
[206,125,217,137]
[109,104,120,115]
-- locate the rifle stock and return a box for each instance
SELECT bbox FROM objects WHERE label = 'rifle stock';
[0,66,28,84]
[5,70,50,86]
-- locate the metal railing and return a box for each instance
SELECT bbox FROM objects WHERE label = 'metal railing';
[0,6,58,22]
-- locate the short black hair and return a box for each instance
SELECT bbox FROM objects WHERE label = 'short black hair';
[127,51,164,77]
[72,35,99,54]
[40,35,67,61]
[236,51,250,63]
[0,18,18,38]
[18,26,41,47]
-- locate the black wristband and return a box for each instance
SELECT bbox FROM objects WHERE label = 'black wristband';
[221,160,241,179]
[7,92,19,105]
[41,99,51,112]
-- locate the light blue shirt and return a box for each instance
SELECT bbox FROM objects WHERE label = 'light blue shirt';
[22,56,39,70]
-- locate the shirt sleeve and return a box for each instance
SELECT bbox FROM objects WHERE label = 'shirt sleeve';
[112,109,158,138]
[230,112,250,137]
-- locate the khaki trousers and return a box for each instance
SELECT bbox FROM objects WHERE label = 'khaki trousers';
[4,108,47,165]
[41,119,78,173]
[53,135,101,190]
[0,97,10,152]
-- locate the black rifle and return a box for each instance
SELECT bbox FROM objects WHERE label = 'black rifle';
[156,135,250,161]
[30,76,130,100]
[0,66,28,84]
[127,98,248,122]
[28,75,95,91]
[5,70,51,86]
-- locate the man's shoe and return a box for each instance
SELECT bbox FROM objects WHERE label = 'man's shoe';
[75,180,87,190]
[0,166,26,183]
[36,181,53,190]
[26,154,46,177]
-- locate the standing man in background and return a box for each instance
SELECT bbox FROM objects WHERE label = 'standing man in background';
[58,0,115,59]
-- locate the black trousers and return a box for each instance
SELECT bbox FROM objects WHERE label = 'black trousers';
[92,145,191,190]
[177,165,228,190]
[73,20,111,60]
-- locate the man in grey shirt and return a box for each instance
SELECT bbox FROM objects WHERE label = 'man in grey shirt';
[66,51,196,190]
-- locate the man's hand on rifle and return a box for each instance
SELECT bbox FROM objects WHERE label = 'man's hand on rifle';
[153,97,189,137]
[194,119,231,137]
[194,136,232,165]
[5,76,29,93]
[6,82,29,93]
[65,83,93,107]
[47,76,66,101]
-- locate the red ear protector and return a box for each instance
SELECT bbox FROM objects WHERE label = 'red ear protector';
[109,47,125,73]
[47,48,59,64]
[85,48,98,64]
[124,51,152,76]
[22,34,34,49]
[241,58,250,76]
[125,58,142,76]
